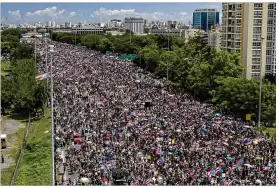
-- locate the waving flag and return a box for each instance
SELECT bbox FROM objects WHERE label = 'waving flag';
[157,157,164,165]
[133,180,139,185]
[35,73,50,81]
[207,170,215,177]
[215,167,223,174]
[267,163,273,168]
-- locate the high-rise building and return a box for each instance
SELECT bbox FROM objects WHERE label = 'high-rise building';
[193,9,220,31]
[222,2,276,79]
[124,17,144,34]
[65,22,72,28]
[208,24,222,49]
[46,21,52,27]
[144,19,148,26]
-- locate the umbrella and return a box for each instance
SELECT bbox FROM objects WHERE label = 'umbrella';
[244,164,254,168]
[79,177,89,184]
[216,113,222,117]
[223,142,229,146]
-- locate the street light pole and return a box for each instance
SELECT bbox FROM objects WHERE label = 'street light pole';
[75,31,76,46]
[258,36,265,128]
[130,29,132,43]
[49,45,55,185]
[167,29,170,81]
[35,37,37,70]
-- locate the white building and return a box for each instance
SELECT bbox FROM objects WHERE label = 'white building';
[46,21,52,27]
[111,19,122,27]
[124,17,144,34]
[52,21,56,28]
[208,25,222,49]
[222,2,276,79]
[72,26,104,35]
[65,22,72,28]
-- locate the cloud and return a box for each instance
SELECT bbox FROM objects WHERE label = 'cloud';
[91,7,191,23]
[25,6,75,23]
[69,11,76,17]
[8,10,22,21]
[180,12,188,16]
[94,7,136,16]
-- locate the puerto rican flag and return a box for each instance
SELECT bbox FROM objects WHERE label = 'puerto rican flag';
[215,167,223,174]
[133,180,139,186]
[157,157,164,165]
[144,178,152,185]
[207,170,215,178]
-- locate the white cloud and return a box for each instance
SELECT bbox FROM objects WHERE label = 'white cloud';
[8,10,22,21]
[180,12,188,16]
[91,7,192,23]
[24,6,77,23]
[94,7,136,16]
[69,11,76,17]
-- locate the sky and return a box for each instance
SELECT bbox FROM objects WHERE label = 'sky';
[1,2,222,25]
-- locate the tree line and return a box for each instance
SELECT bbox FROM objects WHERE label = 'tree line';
[1,28,46,115]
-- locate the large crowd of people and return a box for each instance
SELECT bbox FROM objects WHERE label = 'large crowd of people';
[31,38,276,186]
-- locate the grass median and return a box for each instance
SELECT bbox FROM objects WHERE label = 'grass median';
[16,108,52,185]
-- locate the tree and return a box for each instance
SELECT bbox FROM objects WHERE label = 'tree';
[140,44,161,72]
[1,76,14,114]
[156,51,178,79]
[10,58,38,113]
[10,43,34,63]
[1,28,21,40]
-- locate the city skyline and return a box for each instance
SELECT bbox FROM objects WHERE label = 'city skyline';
[1,2,222,25]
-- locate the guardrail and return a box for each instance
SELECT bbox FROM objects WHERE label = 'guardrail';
[10,112,31,185]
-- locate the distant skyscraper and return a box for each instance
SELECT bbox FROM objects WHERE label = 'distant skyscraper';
[46,21,52,27]
[65,22,72,28]
[192,8,219,31]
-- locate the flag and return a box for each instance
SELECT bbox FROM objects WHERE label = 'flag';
[133,180,139,185]
[215,167,223,174]
[35,73,50,80]
[267,163,273,168]
[157,157,164,165]
[207,170,215,177]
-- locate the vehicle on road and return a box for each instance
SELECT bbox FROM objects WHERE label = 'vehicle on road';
[1,133,7,149]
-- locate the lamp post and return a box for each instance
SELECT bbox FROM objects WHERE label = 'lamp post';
[258,36,265,128]
[49,44,55,185]
[166,29,171,81]
[35,37,37,70]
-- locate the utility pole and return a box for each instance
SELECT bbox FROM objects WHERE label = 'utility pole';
[49,45,55,186]
[167,29,170,81]
[75,32,77,46]
[35,37,37,70]
[258,36,265,128]
[130,28,132,43]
